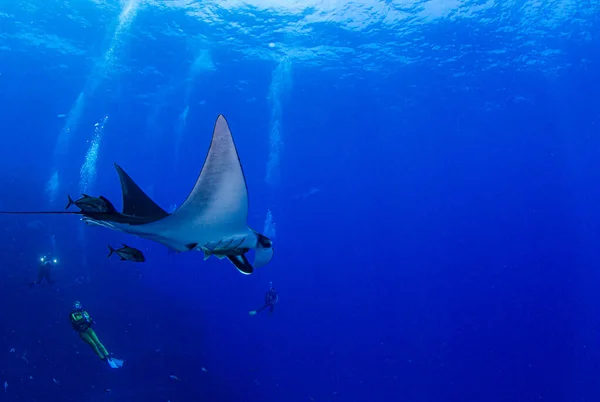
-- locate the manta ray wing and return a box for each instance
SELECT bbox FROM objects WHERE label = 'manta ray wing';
[113,163,169,219]
[139,114,250,245]
[84,114,251,251]
[169,113,249,230]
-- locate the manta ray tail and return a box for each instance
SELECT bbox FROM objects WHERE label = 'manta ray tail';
[0,211,82,215]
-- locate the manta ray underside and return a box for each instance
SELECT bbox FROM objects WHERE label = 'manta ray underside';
[0,115,274,274]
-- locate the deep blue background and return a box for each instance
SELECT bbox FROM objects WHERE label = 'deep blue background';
[1,1,600,401]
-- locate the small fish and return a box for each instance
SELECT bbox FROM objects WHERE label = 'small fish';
[66,194,115,213]
[108,244,145,262]
[169,375,182,381]
[52,378,60,386]
[8,348,14,353]
[4,381,7,392]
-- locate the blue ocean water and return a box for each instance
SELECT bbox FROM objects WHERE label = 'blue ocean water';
[0,0,599,401]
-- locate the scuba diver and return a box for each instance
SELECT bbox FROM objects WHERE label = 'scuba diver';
[69,301,124,369]
[249,282,279,316]
[28,255,56,288]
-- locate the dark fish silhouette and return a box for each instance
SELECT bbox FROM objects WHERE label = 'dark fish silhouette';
[66,194,116,213]
[107,244,145,262]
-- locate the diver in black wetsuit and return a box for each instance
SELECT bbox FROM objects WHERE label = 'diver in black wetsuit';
[29,255,56,288]
[249,282,279,316]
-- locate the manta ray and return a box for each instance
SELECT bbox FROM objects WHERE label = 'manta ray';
[0,115,274,274]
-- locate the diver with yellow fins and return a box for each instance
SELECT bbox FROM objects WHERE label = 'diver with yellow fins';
[69,301,124,369]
